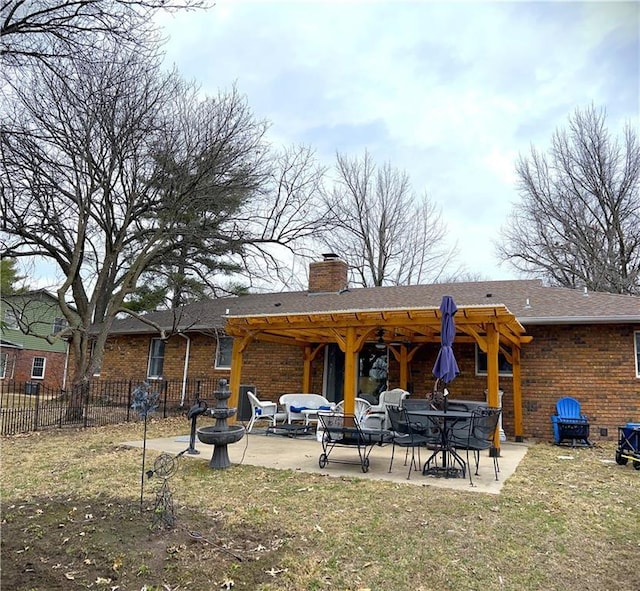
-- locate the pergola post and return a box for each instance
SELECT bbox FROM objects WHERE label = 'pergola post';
[398,345,408,390]
[342,327,357,415]
[302,345,313,393]
[486,322,501,455]
[512,346,524,442]
[302,344,324,393]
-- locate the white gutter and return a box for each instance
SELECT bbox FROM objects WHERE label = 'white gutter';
[178,333,191,406]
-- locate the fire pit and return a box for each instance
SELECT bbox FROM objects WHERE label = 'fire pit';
[197,379,245,469]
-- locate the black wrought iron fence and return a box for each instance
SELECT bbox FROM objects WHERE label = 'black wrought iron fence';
[0,378,220,435]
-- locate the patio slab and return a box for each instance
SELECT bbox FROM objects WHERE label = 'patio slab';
[122,428,529,494]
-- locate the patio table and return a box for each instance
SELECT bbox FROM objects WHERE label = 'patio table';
[301,408,322,426]
[407,409,472,478]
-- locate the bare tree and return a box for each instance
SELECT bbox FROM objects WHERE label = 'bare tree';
[321,150,456,287]
[0,41,334,410]
[0,45,269,412]
[497,106,640,295]
[232,144,329,292]
[1,0,207,67]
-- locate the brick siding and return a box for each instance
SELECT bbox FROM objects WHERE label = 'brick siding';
[2,348,67,390]
[83,323,639,442]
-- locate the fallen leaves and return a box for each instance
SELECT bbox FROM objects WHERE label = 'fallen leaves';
[265,567,288,577]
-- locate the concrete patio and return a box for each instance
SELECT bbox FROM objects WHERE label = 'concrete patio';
[122,427,529,494]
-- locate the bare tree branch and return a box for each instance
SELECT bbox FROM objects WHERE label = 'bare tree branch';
[1,0,209,68]
[497,105,640,295]
[320,149,456,287]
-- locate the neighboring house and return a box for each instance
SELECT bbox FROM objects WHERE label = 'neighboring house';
[91,255,640,443]
[1,290,70,391]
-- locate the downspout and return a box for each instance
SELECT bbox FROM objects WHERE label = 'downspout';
[178,333,191,407]
[62,340,69,390]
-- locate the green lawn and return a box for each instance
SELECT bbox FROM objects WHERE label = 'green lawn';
[1,417,638,591]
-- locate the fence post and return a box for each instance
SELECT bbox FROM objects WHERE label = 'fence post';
[126,380,132,423]
[33,386,40,432]
[58,389,65,428]
[83,382,90,428]
[163,380,169,418]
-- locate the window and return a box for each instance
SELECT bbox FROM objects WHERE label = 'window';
[53,317,67,334]
[4,309,19,329]
[31,356,46,379]
[0,352,7,378]
[215,336,233,369]
[635,332,640,378]
[475,346,512,376]
[358,344,388,398]
[147,338,165,379]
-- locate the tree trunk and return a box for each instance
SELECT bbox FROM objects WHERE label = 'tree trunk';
[65,377,89,422]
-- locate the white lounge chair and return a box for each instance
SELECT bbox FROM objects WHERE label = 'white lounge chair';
[246,391,286,433]
[368,388,410,429]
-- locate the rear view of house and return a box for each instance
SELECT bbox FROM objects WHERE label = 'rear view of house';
[87,256,640,444]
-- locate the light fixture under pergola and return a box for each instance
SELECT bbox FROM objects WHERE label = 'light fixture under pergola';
[374,328,386,350]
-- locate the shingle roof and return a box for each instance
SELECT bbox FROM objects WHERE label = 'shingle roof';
[107,279,640,335]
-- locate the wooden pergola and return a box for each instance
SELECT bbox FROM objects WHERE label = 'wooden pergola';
[224,304,532,450]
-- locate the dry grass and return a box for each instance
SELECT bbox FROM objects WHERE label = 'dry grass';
[1,417,639,591]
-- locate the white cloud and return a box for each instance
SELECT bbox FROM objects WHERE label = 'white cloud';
[156,0,639,281]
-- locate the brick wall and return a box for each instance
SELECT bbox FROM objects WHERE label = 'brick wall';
[2,348,67,390]
[95,334,308,395]
[517,324,639,441]
[93,323,640,442]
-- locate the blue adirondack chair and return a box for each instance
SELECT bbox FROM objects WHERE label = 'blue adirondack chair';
[551,396,593,447]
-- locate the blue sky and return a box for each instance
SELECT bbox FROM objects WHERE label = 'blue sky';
[154,0,638,282]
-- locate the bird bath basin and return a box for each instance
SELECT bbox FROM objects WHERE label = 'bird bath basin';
[197,424,245,446]
[196,379,245,469]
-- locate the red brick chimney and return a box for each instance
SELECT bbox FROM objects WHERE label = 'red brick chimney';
[308,253,348,293]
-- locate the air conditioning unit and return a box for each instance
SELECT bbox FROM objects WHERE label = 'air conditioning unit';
[237,384,257,421]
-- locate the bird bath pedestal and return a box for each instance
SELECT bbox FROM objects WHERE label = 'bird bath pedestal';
[197,379,245,469]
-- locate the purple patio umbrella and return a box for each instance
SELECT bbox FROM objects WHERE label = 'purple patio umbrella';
[432,295,460,389]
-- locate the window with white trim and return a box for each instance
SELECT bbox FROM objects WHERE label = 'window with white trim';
[147,338,165,379]
[635,331,640,378]
[215,336,233,369]
[53,316,67,334]
[475,346,513,376]
[0,352,7,378]
[31,356,46,379]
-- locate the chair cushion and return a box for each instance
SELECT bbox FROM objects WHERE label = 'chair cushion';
[290,405,310,413]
